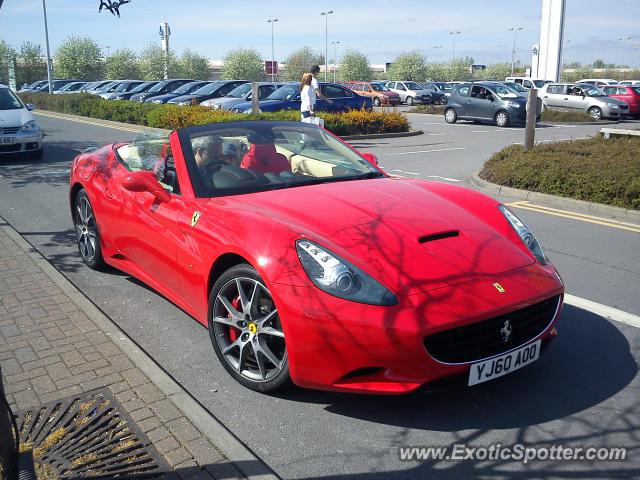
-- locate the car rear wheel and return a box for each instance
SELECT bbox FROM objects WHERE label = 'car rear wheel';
[74,189,104,269]
[208,264,291,393]
[406,96,414,106]
[588,106,603,120]
[444,108,458,123]
[495,110,510,127]
[373,97,381,107]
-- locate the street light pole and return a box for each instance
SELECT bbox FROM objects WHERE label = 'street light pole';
[267,18,278,82]
[635,45,640,69]
[321,10,334,81]
[618,36,631,81]
[449,31,460,62]
[332,41,340,82]
[560,39,570,80]
[42,0,53,93]
[508,26,522,76]
[105,45,111,57]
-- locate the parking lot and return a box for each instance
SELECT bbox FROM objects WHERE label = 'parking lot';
[0,111,637,479]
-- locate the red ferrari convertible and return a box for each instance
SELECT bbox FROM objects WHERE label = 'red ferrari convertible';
[69,121,564,394]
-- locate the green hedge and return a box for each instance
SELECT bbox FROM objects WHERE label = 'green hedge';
[540,110,596,122]
[408,105,445,115]
[20,92,410,136]
[480,136,640,210]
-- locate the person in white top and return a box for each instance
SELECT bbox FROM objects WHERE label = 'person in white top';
[300,72,315,119]
[310,65,331,105]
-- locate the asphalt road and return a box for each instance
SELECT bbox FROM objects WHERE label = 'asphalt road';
[0,113,638,479]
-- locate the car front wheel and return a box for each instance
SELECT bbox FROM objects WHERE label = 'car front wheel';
[74,189,105,269]
[495,110,510,127]
[588,106,603,120]
[208,264,291,393]
[406,96,414,106]
[444,108,458,123]
[373,97,381,107]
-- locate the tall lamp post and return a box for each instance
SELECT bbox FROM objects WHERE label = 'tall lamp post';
[449,31,461,62]
[321,10,334,81]
[42,0,53,93]
[105,45,111,57]
[332,41,340,82]
[618,36,631,81]
[508,26,523,76]
[560,39,570,80]
[635,45,640,69]
[267,18,278,82]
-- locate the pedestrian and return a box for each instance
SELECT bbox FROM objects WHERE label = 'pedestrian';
[300,72,315,120]
[309,65,332,105]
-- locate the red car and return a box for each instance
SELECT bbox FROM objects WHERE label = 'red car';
[601,85,640,117]
[69,121,564,394]
[347,81,401,106]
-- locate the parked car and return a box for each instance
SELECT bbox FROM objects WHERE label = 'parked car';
[86,81,119,96]
[576,78,619,86]
[18,80,48,92]
[81,80,112,93]
[33,79,81,92]
[418,82,449,105]
[99,80,146,99]
[146,81,213,104]
[167,80,248,105]
[504,77,552,89]
[130,79,195,103]
[619,80,640,86]
[445,82,539,127]
[0,83,43,159]
[54,81,87,94]
[201,82,284,110]
[539,83,628,120]
[69,119,563,394]
[348,81,401,106]
[230,82,372,113]
[108,81,159,100]
[385,81,432,105]
[601,84,640,118]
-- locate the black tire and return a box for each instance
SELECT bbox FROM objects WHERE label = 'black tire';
[73,189,105,269]
[29,147,43,160]
[406,96,414,106]
[588,106,603,121]
[495,110,510,127]
[208,263,291,393]
[373,97,381,107]
[439,96,448,105]
[444,108,458,124]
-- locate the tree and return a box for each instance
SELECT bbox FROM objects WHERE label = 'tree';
[424,63,449,82]
[105,48,140,79]
[16,42,46,85]
[338,49,372,82]
[139,43,178,80]
[54,36,103,80]
[221,48,263,81]
[177,49,211,80]
[0,39,17,84]
[593,59,606,69]
[481,62,511,81]
[387,51,427,81]
[281,47,323,82]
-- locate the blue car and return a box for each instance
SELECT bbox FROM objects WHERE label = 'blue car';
[230,82,372,113]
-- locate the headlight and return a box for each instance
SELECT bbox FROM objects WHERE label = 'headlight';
[499,205,547,265]
[212,103,221,110]
[296,240,397,305]
[243,108,261,113]
[508,101,521,108]
[21,120,40,133]
[606,103,619,108]
[152,99,163,103]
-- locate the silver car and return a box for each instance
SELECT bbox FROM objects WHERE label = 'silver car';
[540,83,628,120]
[201,82,283,111]
[0,84,44,159]
[385,81,433,105]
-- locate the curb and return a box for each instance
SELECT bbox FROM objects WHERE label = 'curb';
[540,120,620,126]
[470,172,640,224]
[0,215,279,480]
[34,109,420,141]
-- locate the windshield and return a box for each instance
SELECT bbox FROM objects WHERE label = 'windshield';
[485,84,518,99]
[192,82,222,95]
[584,85,605,97]
[97,81,118,91]
[633,87,640,95]
[130,81,154,93]
[371,83,389,92]
[182,122,382,198]
[504,82,527,92]
[172,82,202,95]
[405,82,423,90]
[114,82,132,92]
[533,80,549,88]
[148,81,170,93]
[267,84,300,100]
[227,83,252,98]
[435,83,453,92]
[0,88,24,110]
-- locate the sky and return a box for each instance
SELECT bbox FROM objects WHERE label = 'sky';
[0,0,639,67]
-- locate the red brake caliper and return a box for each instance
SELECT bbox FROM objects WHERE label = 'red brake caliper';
[228,296,241,342]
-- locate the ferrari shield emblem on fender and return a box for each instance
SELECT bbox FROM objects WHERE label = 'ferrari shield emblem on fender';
[492,283,506,293]
[191,211,201,228]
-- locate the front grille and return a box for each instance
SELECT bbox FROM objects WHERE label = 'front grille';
[424,295,560,364]
[0,127,20,135]
[619,104,628,110]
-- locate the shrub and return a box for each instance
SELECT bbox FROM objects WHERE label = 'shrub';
[408,105,445,115]
[480,136,640,210]
[540,110,596,123]
[20,93,410,137]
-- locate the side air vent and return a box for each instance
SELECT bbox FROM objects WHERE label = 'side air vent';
[418,231,459,243]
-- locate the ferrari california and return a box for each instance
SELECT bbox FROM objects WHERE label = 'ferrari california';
[69,121,564,394]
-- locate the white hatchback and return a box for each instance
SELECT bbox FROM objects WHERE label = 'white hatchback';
[385,81,433,105]
[0,84,43,159]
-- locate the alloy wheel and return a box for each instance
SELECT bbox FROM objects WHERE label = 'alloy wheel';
[75,195,99,264]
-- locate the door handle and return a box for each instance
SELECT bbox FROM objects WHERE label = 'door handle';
[563,98,568,100]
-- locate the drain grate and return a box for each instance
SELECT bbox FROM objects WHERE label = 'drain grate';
[17,389,168,479]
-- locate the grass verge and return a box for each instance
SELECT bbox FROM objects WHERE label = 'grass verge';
[408,105,445,115]
[540,110,598,122]
[479,136,640,210]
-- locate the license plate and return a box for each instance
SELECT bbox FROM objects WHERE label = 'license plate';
[1,137,16,144]
[468,340,540,386]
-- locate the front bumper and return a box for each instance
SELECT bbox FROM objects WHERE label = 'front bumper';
[274,262,563,394]
[0,131,43,155]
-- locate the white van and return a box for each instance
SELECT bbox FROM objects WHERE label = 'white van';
[504,77,552,89]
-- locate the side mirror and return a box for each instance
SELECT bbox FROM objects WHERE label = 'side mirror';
[121,171,170,203]
[362,152,379,166]
[26,104,36,111]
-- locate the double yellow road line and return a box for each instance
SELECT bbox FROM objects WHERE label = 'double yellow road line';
[506,201,640,233]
